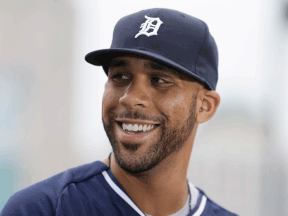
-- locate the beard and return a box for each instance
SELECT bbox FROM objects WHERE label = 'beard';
[102,94,197,174]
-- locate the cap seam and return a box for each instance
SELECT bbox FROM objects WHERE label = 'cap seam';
[195,20,208,78]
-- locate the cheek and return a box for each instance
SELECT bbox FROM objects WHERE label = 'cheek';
[102,87,122,117]
[156,93,189,124]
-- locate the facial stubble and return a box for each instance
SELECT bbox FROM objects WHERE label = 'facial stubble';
[102,94,197,174]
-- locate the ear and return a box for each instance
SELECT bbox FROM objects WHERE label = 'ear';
[196,89,220,123]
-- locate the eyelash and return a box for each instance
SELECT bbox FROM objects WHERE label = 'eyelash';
[111,73,170,85]
[151,77,166,84]
[112,74,129,80]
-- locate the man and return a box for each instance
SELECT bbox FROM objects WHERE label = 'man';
[1,8,237,216]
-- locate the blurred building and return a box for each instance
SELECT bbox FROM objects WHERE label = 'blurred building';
[0,0,77,208]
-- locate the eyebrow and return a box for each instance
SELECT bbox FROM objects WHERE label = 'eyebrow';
[108,58,202,86]
[145,61,175,72]
[109,59,129,68]
[109,59,179,76]
[146,61,184,79]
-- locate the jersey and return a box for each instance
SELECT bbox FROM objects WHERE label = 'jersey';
[0,161,238,216]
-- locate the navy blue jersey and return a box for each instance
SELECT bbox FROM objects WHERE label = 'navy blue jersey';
[1,161,237,216]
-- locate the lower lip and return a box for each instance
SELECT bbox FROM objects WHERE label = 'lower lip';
[115,122,159,143]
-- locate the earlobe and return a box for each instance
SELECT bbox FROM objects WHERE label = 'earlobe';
[196,90,220,123]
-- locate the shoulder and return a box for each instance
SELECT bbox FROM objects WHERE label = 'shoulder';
[0,161,108,216]
[197,188,238,216]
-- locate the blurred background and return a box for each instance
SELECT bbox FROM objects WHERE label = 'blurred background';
[1,0,288,215]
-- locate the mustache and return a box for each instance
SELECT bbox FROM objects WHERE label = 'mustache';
[107,107,166,123]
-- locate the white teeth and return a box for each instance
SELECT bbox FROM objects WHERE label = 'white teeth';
[132,124,138,131]
[147,125,151,131]
[127,124,133,131]
[121,123,157,132]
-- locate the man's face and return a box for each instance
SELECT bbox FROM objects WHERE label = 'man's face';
[102,55,201,173]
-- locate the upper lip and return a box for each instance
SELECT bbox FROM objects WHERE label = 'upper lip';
[115,118,160,125]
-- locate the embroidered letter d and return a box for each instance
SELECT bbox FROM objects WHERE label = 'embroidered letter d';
[135,15,163,38]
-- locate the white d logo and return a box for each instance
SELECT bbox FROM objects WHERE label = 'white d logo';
[135,15,163,38]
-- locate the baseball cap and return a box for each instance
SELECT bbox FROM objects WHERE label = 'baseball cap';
[85,8,218,90]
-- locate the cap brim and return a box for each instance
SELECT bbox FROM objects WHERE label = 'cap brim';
[85,48,212,90]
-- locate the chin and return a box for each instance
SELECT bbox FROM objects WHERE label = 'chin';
[113,142,161,174]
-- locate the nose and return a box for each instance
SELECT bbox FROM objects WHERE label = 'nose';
[119,76,151,109]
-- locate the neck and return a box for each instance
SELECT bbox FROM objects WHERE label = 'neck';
[109,141,193,216]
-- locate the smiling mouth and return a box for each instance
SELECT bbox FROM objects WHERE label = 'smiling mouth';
[115,121,160,134]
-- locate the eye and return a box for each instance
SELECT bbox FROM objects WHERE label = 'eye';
[111,73,129,81]
[151,77,169,84]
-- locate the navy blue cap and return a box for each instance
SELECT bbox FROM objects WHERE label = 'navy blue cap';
[85,8,218,90]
